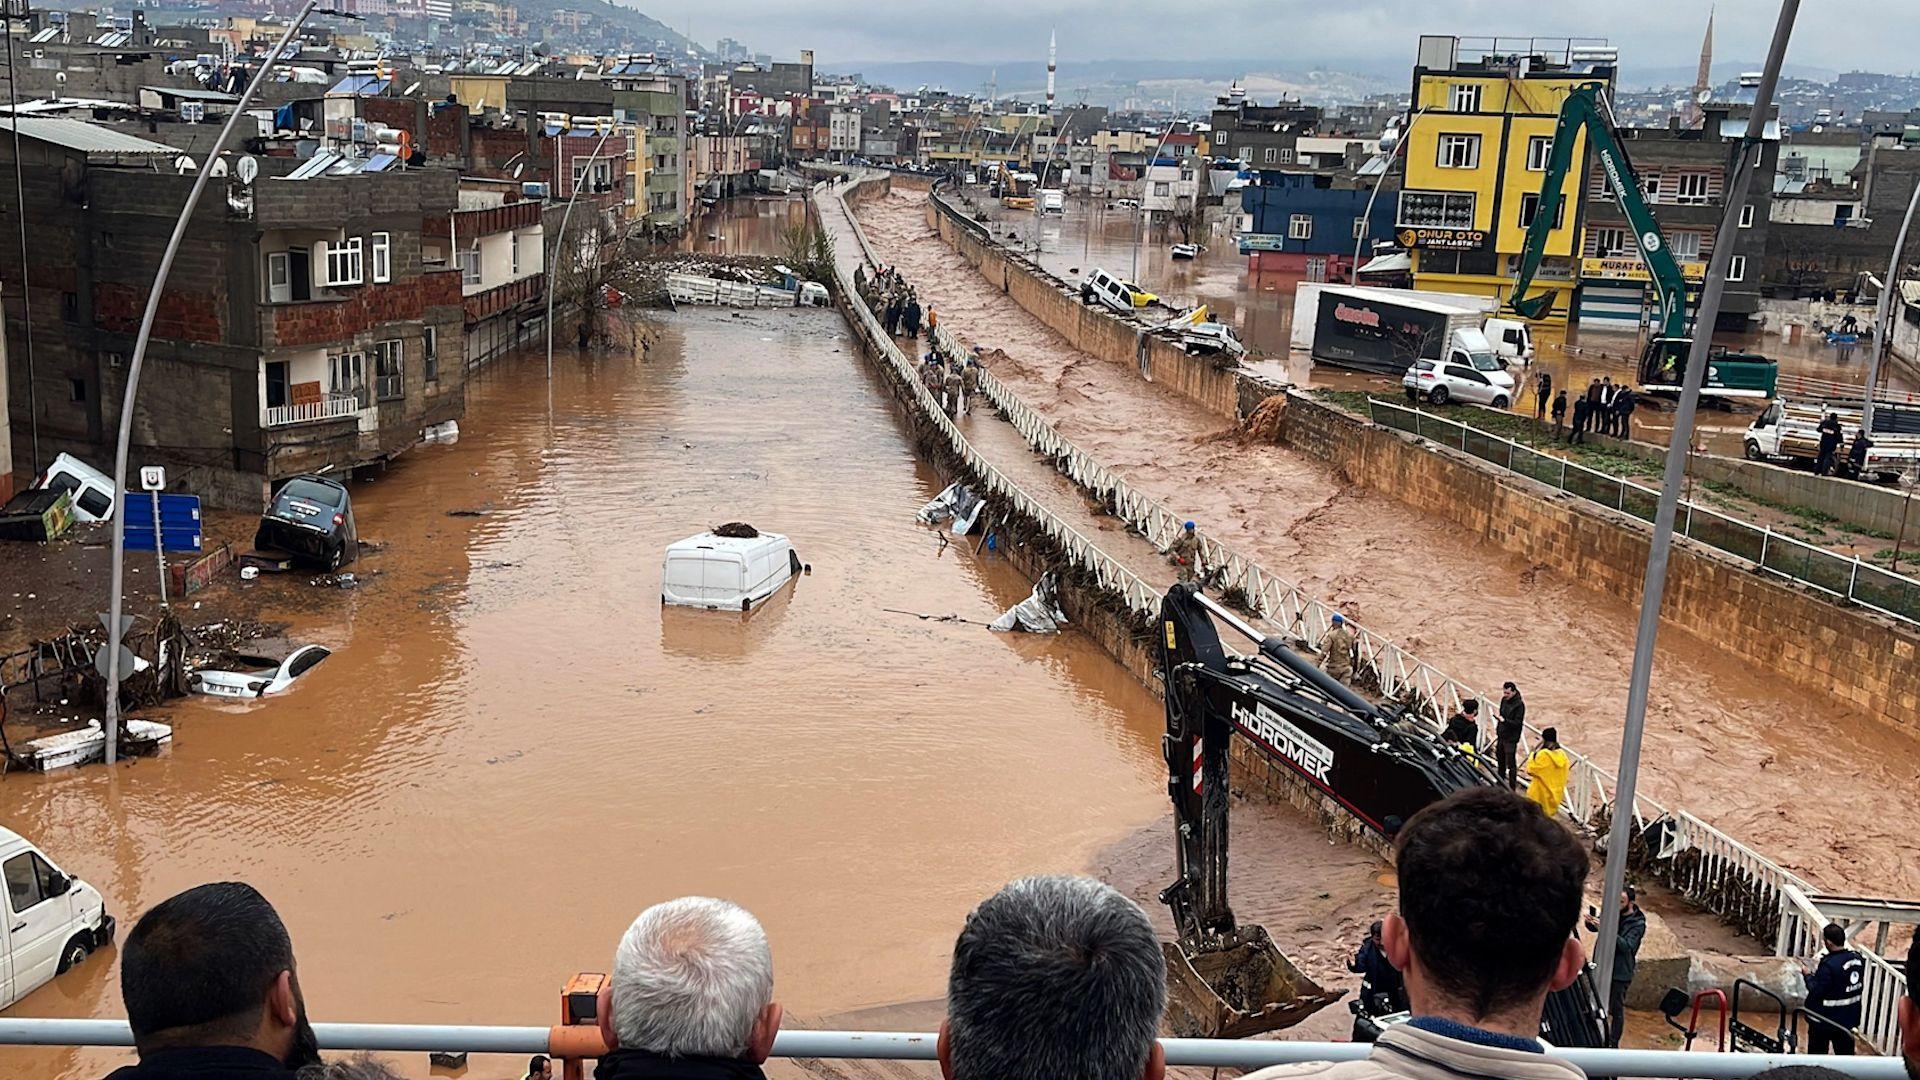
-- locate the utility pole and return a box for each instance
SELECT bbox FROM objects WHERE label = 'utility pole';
[104,0,343,763]
[1589,0,1800,1017]
[1863,178,1920,436]
[1133,95,1178,283]
[3,0,40,475]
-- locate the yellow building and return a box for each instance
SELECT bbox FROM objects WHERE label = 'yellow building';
[1400,36,1617,324]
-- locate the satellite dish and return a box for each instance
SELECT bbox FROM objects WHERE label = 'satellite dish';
[236,156,258,183]
[208,157,228,177]
[173,155,198,173]
[403,80,421,96]
[511,163,524,178]
[1696,88,1713,105]
[54,71,67,85]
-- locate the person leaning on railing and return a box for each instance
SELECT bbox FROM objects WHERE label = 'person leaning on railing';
[1244,787,1591,1080]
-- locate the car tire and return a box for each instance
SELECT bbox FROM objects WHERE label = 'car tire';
[1492,395,1509,410]
[57,936,89,975]
[1744,439,1765,461]
[326,544,344,572]
[1428,385,1450,405]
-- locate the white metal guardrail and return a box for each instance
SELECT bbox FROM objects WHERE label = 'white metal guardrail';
[0,1019,1904,1077]
[263,393,361,427]
[1776,883,1910,1055]
[1365,396,1920,626]
[830,177,1907,1043]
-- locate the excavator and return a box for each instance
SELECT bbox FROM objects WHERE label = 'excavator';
[1509,82,1777,400]
[1156,584,1608,1045]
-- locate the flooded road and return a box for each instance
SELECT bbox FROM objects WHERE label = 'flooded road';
[860,185,1920,905]
[0,308,1182,1078]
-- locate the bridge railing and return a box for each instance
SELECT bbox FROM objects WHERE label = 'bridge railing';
[824,177,1907,1033]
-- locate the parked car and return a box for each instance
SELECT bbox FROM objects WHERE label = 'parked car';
[1080,268,1158,314]
[1401,357,1516,408]
[0,826,114,1010]
[35,453,115,523]
[190,644,332,699]
[254,475,358,570]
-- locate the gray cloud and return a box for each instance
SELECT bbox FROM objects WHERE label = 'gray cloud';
[659,0,1916,84]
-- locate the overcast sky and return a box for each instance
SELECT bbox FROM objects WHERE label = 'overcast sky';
[661,0,1917,82]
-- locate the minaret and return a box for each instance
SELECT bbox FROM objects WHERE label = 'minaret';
[1688,6,1714,127]
[1046,30,1057,113]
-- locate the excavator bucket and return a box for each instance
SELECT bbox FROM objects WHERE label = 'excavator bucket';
[1510,290,1556,321]
[1161,926,1346,1039]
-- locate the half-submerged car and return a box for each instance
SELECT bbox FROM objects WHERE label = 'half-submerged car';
[254,475,358,570]
[190,644,332,699]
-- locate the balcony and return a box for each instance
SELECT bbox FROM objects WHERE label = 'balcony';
[264,393,364,428]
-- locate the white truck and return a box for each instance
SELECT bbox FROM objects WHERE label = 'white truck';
[1744,397,1920,481]
[0,827,114,1010]
[1293,286,1532,368]
[1040,188,1065,214]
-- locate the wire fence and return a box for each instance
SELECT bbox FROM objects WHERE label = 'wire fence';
[1366,398,1920,626]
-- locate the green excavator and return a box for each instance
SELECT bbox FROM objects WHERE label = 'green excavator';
[1509,82,1777,399]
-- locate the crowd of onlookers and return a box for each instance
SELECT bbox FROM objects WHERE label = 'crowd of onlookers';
[91,785,1920,1080]
[1532,370,1639,444]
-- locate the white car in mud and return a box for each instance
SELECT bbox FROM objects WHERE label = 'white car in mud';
[190,645,332,699]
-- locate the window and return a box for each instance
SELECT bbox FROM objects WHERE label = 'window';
[1740,203,1756,228]
[1153,181,1170,196]
[1276,148,1294,165]
[423,327,439,382]
[323,236,363,286]
[1398,190,1475,228]
[1353,216,1369,239]
[1288,214,1313,240]
[370,232,391,283]
[1436,133,1480,169]
[4,851,57,915]
[1669,231,1702,260]
[1526,136,1553,172]
[1517,193,1565,230]
[373,339,404,400]
[1641,175,1661,203]
[511,232,521,276]
[1304,256,1327,282]
[1591,226,1627,257]
[1727,255,1746,282]
[1216,132,1228,147]
[267,251,291,302]
[330,351,365,405]
[69,377,86,403]
[1450,83,1482,113]
[1263,147,1276,163]
[60,292,78,323]
[1674,172,1711,205]
[457,241,481,287]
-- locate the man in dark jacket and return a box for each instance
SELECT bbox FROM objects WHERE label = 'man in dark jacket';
[1586,886,1647,1047]
[594,897,783,1080]
[1570,393,1592,444]
[1534,370,1553,421]
[1495,682,1526,789]
[1442,699,1480,748]
[1804,922,1865,1055]
[1614,386,1638,441]
[1816,412,1844,476]
[1550,390,1568,437]
[105,882,321,1080]
[1347,920,1408,1041]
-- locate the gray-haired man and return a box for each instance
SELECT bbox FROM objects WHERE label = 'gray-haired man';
[940,875,1166,1080]
[593,897,783,1080]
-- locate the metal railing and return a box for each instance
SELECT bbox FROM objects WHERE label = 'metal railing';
[0,1019,1904,1077]
[262,393,361,427]
[1366,397,1920,626]
[1775,884,1909,1054]
[829,176,1909,1038]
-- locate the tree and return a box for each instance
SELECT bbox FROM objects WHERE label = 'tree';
[779,219,836,289]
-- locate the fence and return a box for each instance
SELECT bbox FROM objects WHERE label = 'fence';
[825,176,1908,1046]
[1775,885,1910,1055]
[1366,397,1920,626]
[0,1019,1904,1077]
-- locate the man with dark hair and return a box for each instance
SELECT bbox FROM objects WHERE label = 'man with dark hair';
[1495,683,1525,790]
[1585,886,1646,1046]
[1442,700,1479,748]
[1900,936,1917,1080]
[1802,922,1865,1056]
[940,875,1165,1080]
[1246,788,1589,1080]
[106,882,321,1079]
[523,1055,553,1080]
[1348,920,1408,1042]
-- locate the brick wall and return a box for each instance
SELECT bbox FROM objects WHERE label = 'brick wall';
[264,271,463,347]
[1280,393,1920,736]
[93,281,225,343]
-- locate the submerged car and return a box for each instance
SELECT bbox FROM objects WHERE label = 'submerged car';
[190,644,332,699]
[254,475,358,570]
[662,525,803,612]
[1170,243,1199,260]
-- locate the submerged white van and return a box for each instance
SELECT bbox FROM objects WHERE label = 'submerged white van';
[0,827,114,1010]
[662,529,803,611]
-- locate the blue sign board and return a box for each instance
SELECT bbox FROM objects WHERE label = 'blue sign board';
[121,493,203,553]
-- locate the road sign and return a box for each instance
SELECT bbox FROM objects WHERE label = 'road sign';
[121,493,202,553]
[93,644,139,682]
[97,612,136,636]
[139,466,167,491]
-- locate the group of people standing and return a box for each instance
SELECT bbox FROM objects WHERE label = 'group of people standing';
[1538,370,1638,443]
[859,264,932,340]
[922,347,982,418]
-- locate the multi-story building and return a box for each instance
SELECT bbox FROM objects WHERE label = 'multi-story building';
[1239,168,1399,280]
[430,182,547,368]
[828,108,861,160]
[610,71,687,236]
[1401,36,1617,323]
[1209,97,1322,168]
[0,118,464,509]
[1574,103,1778,329]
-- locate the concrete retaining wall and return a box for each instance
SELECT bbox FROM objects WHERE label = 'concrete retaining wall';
[924,196,1244,421]
[1282,393,1920,736]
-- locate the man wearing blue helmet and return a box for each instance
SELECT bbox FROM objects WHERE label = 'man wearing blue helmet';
[1167,521,1203,585]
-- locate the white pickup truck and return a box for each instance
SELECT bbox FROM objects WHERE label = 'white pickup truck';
[0,826,114,1010]
[1744,397,1920,481]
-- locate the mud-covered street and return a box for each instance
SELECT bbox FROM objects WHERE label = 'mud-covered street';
[855,184,1920,902]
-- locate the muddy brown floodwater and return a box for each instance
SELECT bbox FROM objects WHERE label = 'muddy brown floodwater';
[0,308,1198,1079]
[859,185,1920,906]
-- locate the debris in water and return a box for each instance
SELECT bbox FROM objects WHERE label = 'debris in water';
[446,507,492,518]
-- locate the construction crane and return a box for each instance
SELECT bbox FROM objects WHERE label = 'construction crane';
[1509,82,1778,400]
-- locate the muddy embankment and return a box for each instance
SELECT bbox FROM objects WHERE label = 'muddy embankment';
[858,184,1920,904]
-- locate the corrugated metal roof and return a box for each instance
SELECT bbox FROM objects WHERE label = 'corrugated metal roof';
[142,85,240,103]
[0,117,177,155]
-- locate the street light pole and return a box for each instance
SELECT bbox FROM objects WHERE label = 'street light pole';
[3,5,41,475]
[103,0,329,764]
[1353,107,1428,282]
[1133,105,1178,283]
[1589,0,1799,1016]
[1862,176,1920,436]
[544,118,623,380]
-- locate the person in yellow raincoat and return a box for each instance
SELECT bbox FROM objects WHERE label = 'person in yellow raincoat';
[1524,726,1572,818]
